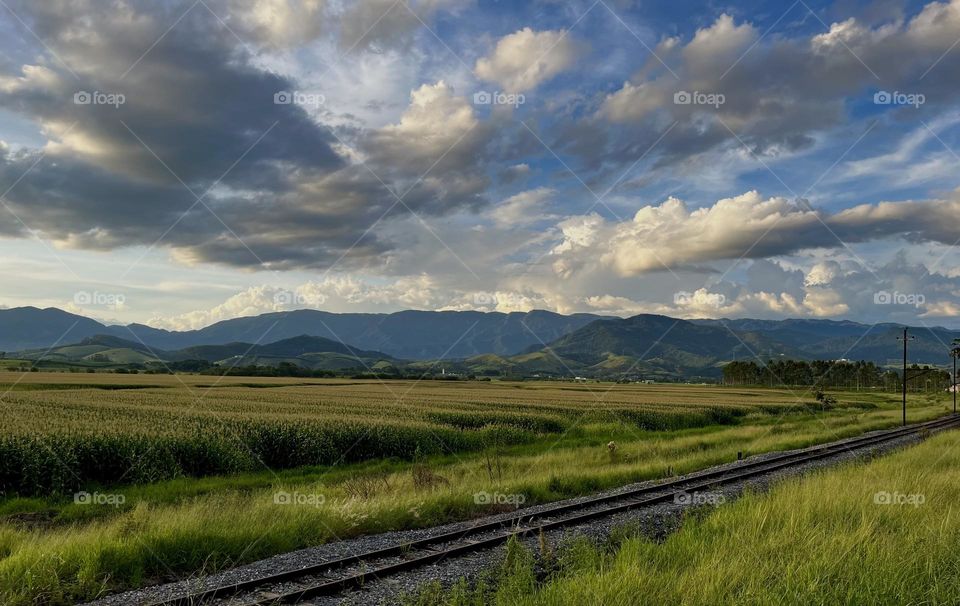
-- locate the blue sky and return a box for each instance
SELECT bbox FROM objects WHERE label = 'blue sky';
[0,0,959,329]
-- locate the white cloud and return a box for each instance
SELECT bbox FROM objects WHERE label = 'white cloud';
[475,27,582,92]
[921,300,960,318]
[682,13,757,72]
[228,0,326,47]
[148,275,453,330]
[368,80,481,168]
[547,191,960,277]
[805,261,842,287]
[491,187,555,227]
[147,285,310,330]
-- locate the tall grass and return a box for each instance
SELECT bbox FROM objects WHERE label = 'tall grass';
[410,427,960,605]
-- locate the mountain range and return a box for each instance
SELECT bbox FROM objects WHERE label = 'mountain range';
[0,307,602,359]
[2,307,958,379]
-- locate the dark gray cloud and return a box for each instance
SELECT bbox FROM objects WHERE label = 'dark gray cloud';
[0,0,492,269]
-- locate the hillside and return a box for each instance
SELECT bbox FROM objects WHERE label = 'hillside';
[517,315,796,379]
[16,335,167,366]
[17,334,396,371]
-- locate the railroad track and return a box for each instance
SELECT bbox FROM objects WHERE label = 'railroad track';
[151,414,960,606]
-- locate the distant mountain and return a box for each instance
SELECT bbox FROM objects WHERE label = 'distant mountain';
[519,315,801,379]
[0,307,111,352]
[694,318,955,365]
[2,307,958,377]
[691,318,876,349]
[517,315,960,378]
[0,307,604,359]
[800,325,957,365]
[114,309,606,359]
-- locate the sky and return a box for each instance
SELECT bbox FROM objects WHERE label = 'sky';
[1,0,960,330]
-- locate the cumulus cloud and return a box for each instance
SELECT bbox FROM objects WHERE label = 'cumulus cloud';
[548,191,960,277]
[144,247,960,331]
[475,27,583,92]
[571,253,960,323]
[362,80,492,214]
[368,80,482,171]
[681,14,757,70]
[149,275,452,330]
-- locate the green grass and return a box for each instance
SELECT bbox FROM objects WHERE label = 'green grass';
[0,374,950,605]
[406,424,960,606]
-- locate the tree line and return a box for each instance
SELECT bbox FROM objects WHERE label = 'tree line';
[722,359,951,392]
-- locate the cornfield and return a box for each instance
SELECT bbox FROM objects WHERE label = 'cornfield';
[0,373,863,497]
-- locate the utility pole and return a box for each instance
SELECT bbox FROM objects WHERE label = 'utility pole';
[952,341,960,415]
[897,328,915,426]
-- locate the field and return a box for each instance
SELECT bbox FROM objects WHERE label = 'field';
[0,373,859,496]
[0,372,952,604]
[411,425,960,605]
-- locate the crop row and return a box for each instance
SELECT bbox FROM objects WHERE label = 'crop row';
[0,380,840,497]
